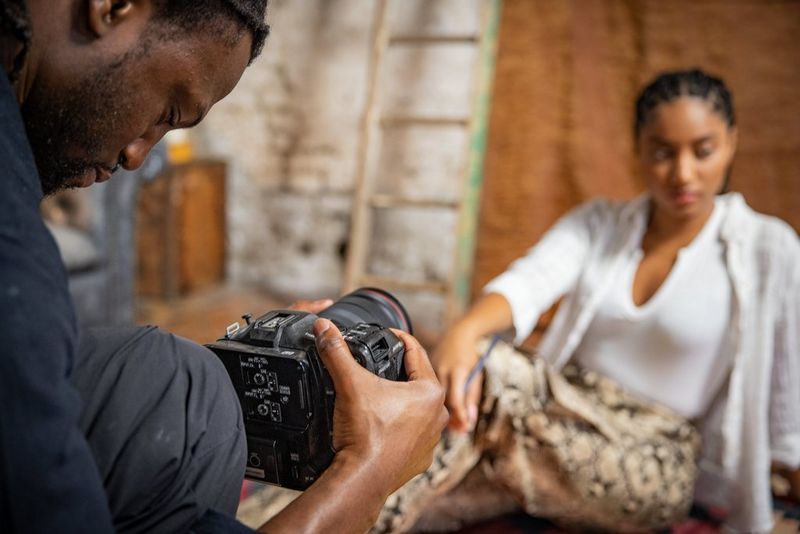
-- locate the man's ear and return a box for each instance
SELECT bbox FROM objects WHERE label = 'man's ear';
[87,0,136,38]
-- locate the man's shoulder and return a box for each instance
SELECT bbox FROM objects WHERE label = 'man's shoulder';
[0,75,75,353]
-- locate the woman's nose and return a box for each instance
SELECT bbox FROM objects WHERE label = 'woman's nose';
[671,153,694,186]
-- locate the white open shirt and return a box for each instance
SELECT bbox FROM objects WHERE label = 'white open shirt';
[573,202,731,420]
[485,193,800,533]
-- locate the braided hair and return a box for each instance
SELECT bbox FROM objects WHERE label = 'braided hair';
[1,0,269,82]
[635,68,737,193]
[634,68,736,139]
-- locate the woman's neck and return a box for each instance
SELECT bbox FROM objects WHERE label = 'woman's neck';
[646,200,716,249]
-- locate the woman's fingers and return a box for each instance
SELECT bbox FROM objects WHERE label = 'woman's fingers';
[444,367,471,432]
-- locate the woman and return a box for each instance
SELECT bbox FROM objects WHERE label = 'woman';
[374,69,799,533]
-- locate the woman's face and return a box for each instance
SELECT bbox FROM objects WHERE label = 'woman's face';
[637,96,738,223]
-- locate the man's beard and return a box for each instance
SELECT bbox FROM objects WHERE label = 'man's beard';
[21,63,130,196]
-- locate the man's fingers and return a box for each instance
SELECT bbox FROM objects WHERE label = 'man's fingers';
[313,319,361,389]
[391,329,436,382]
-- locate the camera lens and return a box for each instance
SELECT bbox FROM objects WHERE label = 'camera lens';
[318,287,412,334]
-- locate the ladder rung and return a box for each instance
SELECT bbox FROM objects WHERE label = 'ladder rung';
[389,34,480,45]
[358,275,448,294]
[370,194,459,209]
[380,116,470,128]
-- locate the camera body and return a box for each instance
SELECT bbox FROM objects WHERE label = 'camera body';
[206,289,409,490]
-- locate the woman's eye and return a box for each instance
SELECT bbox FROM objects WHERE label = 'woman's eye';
[696,145,714,159]
[652,148,672,161]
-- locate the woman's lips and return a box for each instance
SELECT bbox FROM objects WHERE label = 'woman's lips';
[672,189,698,207]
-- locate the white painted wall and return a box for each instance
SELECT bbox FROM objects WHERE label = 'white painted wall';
[192,0,482,332]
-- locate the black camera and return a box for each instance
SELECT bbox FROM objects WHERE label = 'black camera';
[206,288,412,490]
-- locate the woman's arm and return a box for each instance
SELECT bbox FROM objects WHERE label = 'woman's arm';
[433,293,514,433]
[434,200,607,433]
[482,199,602,344]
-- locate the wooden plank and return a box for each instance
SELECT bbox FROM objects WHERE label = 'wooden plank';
[343,0,389,293]
[446,0,503,323]
[380,116,470,128]
[389,35,480,45]
[370,194,459,209]
[344,1,501,338]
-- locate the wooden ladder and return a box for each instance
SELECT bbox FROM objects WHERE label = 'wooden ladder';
[343,0,502,328]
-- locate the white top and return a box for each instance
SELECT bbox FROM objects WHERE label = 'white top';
[484,193,800,533]
[573,203,732,419]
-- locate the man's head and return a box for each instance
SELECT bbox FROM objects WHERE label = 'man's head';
[6,0,268,195]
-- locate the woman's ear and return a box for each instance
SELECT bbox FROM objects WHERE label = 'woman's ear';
[727,126,739,159]
[87,0,136,38]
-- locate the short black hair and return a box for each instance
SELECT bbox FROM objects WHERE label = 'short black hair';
[634,68,736,139]
[1,0,269,82]
[1,0,32,81]
[151,0,269,64]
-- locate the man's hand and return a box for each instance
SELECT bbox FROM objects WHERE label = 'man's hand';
[315,319,448,496]
[258,319,447,533]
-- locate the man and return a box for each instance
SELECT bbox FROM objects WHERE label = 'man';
[0,1,448,532]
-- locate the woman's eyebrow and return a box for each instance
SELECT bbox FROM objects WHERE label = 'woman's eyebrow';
[645,133,716,145]
[692,134,716,144]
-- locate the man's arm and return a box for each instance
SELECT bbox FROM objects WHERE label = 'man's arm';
[258,320,447,533]
[0,229,115,532]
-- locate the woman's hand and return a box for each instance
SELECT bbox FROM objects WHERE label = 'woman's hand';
[432,325,483,434]
[789,468,800,501]
[431,293,515,434]
[773,464,800,502]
